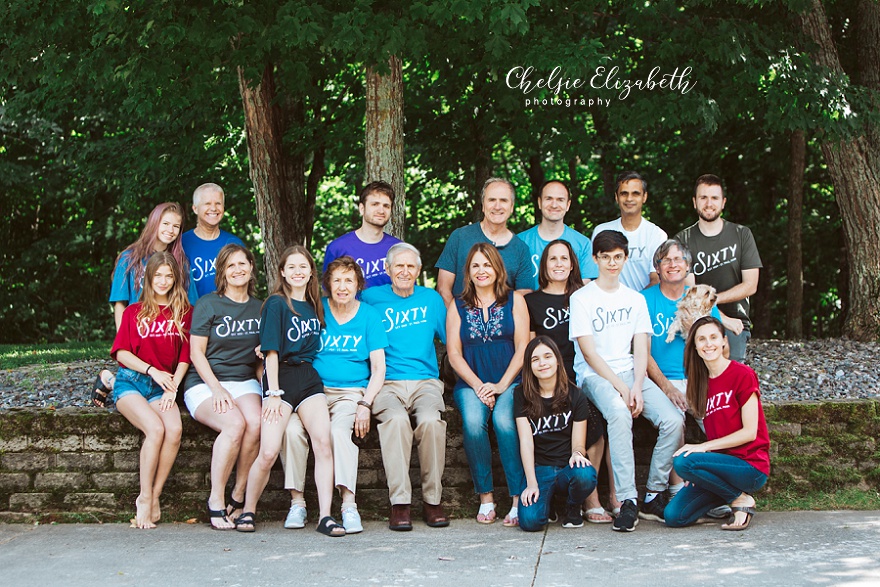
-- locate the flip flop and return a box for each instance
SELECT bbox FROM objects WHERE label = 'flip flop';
[91,371,114,408]
[583,507,613,524]
[234,512,256,532]
[721,506,756,531]
[316,515,346,537]
[502,506,519,527]
[207,502,235,531]
[226,495,245,518]
[476,502,496,524]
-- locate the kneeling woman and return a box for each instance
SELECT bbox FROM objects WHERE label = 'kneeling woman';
[110,251,192,528]
[664,316,770,530]
[515,337,598,531]
[236,245,342,537]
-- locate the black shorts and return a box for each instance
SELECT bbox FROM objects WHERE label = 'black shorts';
[262,362,324,412]
[586,397,606,450]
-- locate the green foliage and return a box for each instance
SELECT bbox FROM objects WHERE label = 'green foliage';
[0,341,109,369]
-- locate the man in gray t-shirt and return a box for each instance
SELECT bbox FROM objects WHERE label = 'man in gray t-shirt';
[675,174,762,362]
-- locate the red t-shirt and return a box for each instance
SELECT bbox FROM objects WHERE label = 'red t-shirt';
[703,361,770,476]
[111,304,192,373]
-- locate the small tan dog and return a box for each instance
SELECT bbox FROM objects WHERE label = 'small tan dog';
[666,284,718,342]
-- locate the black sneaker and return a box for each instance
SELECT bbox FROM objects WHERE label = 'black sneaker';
[612,499,639,532]
[561,504,584,528]
[638,493,667,522]
[547,505,558,524]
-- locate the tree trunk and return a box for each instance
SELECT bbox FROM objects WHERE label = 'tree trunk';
[527,154,544,222]
[365,55,405,240]
[796,0,880,340]
[786,130,805,339]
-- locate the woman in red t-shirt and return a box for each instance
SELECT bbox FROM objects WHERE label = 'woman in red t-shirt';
[665,316,770,530]
[110,251,193,529]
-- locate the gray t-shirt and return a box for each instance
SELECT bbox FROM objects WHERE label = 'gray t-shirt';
[675,220,762,328]
[435,222,532,296]
[184,292,263,390]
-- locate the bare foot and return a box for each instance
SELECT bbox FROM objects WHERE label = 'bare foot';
[151,496,161,523]
[135,495,156,529]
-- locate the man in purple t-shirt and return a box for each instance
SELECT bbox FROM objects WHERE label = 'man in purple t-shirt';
[323,181,402,289]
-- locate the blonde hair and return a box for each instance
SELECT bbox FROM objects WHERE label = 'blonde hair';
[137,251,191,341]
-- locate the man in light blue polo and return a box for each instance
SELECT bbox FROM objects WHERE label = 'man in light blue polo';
[518,180,598,290]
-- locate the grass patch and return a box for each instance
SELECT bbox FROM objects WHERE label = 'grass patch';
[760,488,880,511]
[0,341,109,369]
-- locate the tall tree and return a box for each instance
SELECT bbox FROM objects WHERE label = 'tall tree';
[786,130,806,339]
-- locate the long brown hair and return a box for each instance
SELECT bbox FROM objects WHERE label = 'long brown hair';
[520,336,571,422]
[268,245,324,325]
[214,244,257,298]
[538,239,584,298]
[137,251,191,340]
[684,315,725,418]
[460,242,510,309]
[115,202,191,294]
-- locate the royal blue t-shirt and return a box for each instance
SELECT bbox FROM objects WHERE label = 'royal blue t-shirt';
[109,250,198,306]
[362,285,446,380]
[313,299,389,388]
[181,229,244,298]
[259,295,322,364]
[323,231,402,289]
[517,225,599,290]
[641,284,721,380]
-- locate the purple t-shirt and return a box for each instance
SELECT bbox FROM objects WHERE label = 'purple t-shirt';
[323,231,402,289]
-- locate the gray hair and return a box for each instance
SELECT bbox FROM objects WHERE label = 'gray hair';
[652,239,692,271]
[480,177,516,203]
[386,242,422,268]
[193,183,225,206]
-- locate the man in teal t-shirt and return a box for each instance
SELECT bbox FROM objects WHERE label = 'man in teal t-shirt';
[362,243,449,531]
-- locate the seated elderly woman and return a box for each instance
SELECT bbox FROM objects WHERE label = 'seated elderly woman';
[447,242,528,526]
[182,244,263,529]
[281,256,387,534]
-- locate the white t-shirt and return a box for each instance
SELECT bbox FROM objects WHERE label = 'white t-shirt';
[569,281,652,381]
[591,218,667,290]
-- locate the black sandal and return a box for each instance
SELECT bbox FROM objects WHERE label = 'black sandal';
[91,371,114,408]
[721,506,756,531]
[208,502,235,531]
[315,515,345,537]
[226,495,245,518]
[235,512,256,533]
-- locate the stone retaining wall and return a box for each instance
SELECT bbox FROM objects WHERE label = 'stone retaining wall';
[1,400,877,522]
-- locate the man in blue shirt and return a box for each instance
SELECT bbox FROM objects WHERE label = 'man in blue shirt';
[181,183,244,298]
[518,180,598,290]
[362,243,449,531]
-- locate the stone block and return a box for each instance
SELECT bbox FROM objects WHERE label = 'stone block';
[34,472,88,490]
[1,452,53,471]
[56,452,110,472]
[63,492,117,511]
[768,422,802,436]
[0,473,31,491]
[29,435,83,452]
[0,437,29,452]
[173,451,212,471]
[83,435,140,451]
[113,451,140,471]
[92,472,139,489]
[9,493,53,512]
[165,472,204,490]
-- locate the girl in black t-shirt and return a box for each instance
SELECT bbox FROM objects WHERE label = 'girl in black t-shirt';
[524,239,615,523]
[515,336,598,531]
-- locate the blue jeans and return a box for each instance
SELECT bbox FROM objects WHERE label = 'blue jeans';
[519,464,598,532]
[453,385,526,496]
[726,328,751,363]
[665,452,768,527]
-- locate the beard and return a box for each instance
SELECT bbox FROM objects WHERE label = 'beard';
[698,208,721,222]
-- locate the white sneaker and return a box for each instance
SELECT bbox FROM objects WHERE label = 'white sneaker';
[341,505,363,534]
[284,503,307,529]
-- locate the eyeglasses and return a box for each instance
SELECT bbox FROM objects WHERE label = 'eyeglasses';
[659,256,687,267]
[596,254,626,263]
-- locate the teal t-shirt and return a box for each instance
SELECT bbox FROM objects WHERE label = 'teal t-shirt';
[641,284,721,380]
[517,225,599,290]
[259,295,322,364]
[313,299,388,388]
[362,285,446,380]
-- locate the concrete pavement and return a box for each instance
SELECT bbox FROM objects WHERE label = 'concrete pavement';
[2,511,879,586]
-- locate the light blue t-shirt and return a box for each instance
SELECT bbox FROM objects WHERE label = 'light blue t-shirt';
[109,250,198,306]
[181,229,244,298]
[517,225,599,290]
[641,284,721,380]
[362,285,446,380]
[313,298,389,388]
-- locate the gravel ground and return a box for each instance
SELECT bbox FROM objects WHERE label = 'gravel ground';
[1,339,878,409]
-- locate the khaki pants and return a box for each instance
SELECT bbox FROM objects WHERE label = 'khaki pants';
[281,387,364,495]
[373,379,446,506]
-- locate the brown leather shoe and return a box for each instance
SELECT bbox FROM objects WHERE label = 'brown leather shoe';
[389,504,412,531]
[422,501,450,527]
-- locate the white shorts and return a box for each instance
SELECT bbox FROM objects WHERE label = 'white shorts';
[184,379,262,417]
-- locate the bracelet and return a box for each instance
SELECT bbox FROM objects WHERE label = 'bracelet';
[145,366,152,376]
[265,389,284,397]
[357,400,372,409]
[573,450,585,458]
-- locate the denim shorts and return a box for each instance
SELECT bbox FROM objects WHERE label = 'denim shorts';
[113,367,165,403]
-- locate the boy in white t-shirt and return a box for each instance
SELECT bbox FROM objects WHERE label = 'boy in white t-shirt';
[569,230,684,532]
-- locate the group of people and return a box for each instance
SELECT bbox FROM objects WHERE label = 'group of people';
[93,173,770,538]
